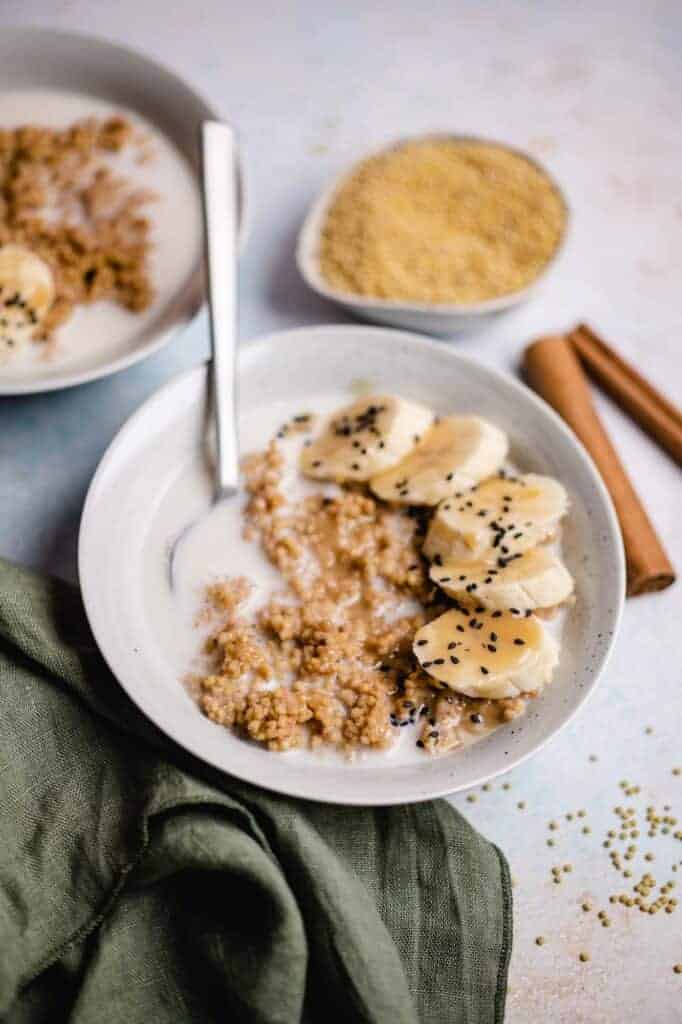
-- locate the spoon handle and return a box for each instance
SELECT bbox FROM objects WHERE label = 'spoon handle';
[201,120,240,499]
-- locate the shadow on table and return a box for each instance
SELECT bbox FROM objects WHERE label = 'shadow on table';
[266,204,354,326]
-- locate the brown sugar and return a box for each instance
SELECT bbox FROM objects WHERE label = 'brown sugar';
[319,137,566,305]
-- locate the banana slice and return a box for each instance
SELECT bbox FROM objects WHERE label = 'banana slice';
[424,472,568,563]
[413,605,559,699]
[300,394,434,482]
[429,547,574,611]
[370,416,508,506]
[0,244,55,360]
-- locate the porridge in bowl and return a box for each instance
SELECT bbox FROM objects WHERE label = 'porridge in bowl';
[194,395,575,757]
[0,89,201,377]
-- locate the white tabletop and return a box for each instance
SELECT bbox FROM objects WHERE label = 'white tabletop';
[1,2,680,1020]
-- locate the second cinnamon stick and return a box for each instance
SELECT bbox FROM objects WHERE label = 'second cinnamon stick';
[522,334,675,596]
[569,323,682,465]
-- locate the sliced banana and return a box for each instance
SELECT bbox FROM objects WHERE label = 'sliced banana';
[430,547,574,611]
[300,394,434,482]
[424,472,568,563]
[370,415,508,506]
[413,605,559,699]
[0,244,55,361]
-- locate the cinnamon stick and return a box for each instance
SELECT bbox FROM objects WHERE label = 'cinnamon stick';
[522,334,675,596]
[569,323,682,465]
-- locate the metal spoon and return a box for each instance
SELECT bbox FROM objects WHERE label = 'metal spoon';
[169,121,240,587]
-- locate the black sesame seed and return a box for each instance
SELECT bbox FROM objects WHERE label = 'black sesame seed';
[490,632,498,641]
[434,554,443,566]
[446,472,454,481]
[487,644,497,653]
[480,666,489,675]
[433,658,445,665]
[456,624,465,633]
[492,611,502,618]
[450,656,460,664]
[416,739,425,748]
[416,639,428,646]
[312,460,322,468]
[470,713,484,724]
[514,638,526,646]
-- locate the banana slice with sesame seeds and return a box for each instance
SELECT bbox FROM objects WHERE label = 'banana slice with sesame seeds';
[370,415,508,506]
[423,473,568,563]
[0,244,54,361]
[300,394,434,482]
[413,604,559,699]
[429,547,574,611]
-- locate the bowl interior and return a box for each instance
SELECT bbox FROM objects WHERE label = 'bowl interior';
[79,325,624,805]
[0,28,243,393]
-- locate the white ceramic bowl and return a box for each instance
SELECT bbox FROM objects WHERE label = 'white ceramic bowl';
[297,134,568,337]
[0,27,247,395]
[79,325,624,805]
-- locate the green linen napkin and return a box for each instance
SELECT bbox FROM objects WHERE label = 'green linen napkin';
[0,558,511,1023]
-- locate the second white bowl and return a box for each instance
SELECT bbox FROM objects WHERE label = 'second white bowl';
[297,134,568,337]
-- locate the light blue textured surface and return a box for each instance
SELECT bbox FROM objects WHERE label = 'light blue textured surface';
[0,3,680,1020]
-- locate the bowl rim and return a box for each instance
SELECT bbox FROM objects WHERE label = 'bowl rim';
[78,324,625,805]
[0,25,249,396]
[296,132,570,317]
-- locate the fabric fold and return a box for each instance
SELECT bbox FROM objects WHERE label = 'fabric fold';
[0,558,511,1023]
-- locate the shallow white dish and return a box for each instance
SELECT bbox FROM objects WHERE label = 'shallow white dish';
[0,27,246,395]
[297,134,568,337]
[79,325,624,805]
